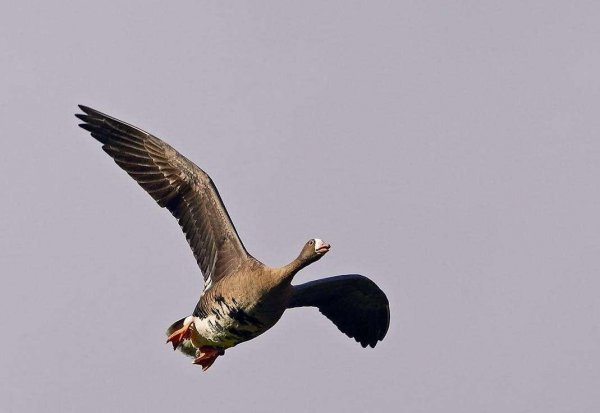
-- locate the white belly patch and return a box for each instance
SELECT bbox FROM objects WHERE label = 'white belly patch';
[190,308,265,348]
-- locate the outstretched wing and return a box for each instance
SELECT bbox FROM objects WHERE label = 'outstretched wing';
[76,105,250,285]
[288,274,390,348]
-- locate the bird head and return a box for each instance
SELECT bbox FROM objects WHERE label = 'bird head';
[299,238,331,264]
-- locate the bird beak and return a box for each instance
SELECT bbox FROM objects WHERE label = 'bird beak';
[316,243,331,254]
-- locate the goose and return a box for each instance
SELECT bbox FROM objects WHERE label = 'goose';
[76,105,390,371]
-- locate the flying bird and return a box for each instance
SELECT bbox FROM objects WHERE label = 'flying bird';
[76,105,390,371]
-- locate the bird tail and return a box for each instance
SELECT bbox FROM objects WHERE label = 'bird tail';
[166,317,197,358]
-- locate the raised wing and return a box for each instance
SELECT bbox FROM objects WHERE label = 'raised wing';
[288,274,390,348]
[76,105,249,285]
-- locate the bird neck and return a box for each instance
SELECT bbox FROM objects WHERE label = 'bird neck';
[280,255,310,282]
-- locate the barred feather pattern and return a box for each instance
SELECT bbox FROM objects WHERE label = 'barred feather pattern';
[76,105,249,285]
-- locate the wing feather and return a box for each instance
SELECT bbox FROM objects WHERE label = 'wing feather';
[76,105,250,284]
[288,274,390,348]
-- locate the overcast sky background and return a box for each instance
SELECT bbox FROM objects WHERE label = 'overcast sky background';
[2,1,600,412]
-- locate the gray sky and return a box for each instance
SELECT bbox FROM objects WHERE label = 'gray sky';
[2,1,600,412]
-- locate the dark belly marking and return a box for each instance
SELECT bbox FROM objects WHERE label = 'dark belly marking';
[228,307,263,327]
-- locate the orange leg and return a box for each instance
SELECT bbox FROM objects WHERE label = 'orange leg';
[166,319,193,350]
[193,346,223,371]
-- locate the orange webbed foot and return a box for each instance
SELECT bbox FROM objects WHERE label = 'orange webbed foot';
[193,346,222,371]
[166,319,193,350]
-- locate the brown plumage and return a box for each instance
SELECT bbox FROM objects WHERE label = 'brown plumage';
[76,105,390,370]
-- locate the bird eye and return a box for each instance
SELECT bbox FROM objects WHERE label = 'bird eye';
[309,240,314,245]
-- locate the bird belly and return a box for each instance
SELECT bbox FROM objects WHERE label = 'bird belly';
[191,307,271,349]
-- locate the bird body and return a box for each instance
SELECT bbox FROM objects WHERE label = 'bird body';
[76,105,390,371]
[188,261,292,349]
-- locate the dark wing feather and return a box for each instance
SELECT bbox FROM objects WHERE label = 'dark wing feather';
[76,105,249,284]
[288,274,390,348]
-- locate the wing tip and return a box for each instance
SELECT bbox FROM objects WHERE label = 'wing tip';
[75,113,91,123]
[357,336,383,349]
[78,104,94,114]
[77,122,96,133]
